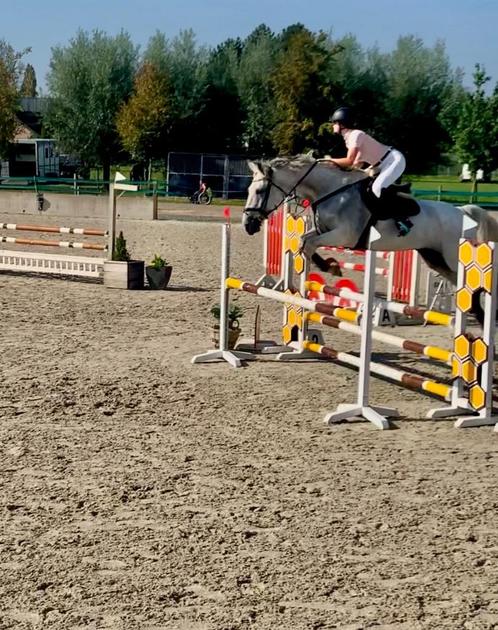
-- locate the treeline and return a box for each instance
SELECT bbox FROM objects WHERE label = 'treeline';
[1,25,498,180]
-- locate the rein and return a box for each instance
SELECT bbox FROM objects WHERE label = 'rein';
[311,178,365,213]
[244,160,321,218]
[245,159,367,221]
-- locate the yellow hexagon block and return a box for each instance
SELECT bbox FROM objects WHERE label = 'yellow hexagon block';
[456,287,472,313]
[286,216,296,236]
[287,307,298,327]
[282,324,292,344]
[469,384,486,411]
[294,254,305,274]
[289,235,300,254]
[454,334,471,359]
[460,359,477,384]
[459,241,475,267]
[451,356,460,378]
[483,268,494,294]
[284,235,291,253]
[295,217,307,236]
[472,338,488,365]
[465,264,482,291]
[475,243,492,270]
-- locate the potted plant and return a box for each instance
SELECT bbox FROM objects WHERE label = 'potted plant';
[103,231,144,290]
[146,254,173,290]
[211,303,243,349]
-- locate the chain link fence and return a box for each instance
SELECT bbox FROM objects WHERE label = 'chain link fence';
[166,152,252,199]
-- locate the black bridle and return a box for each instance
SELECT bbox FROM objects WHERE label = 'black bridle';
[243,160,320,219]
[243,159,364,221]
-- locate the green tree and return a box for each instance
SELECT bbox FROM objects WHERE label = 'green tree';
[0,40,30,158]
[379,36,463,172]
[454,64,497,183]
[144,30,208,151]
[197,39,244,152]
[328,37,388,139]
[270,26,338,154]
[20,63,37,97]
[237,25,277,153]
[46,29,137,181]
[116,62,172,168]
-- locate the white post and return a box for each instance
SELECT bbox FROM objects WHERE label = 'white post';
[324,230,400,430]
[409,251,420,306]
[192,213,255,367]
[107,183,116,261]
[218,223,230,352]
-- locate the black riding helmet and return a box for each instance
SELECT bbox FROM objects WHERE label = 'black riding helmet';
[331,106,355,128]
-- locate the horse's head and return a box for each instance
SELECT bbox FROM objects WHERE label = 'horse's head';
[243,155,360,235]
[243,160,284,235]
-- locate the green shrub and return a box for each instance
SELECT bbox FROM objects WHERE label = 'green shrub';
[149,254,168,269]
[211,303,243,328]
[113,231,131,262]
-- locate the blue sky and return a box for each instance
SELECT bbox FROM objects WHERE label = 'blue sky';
[2,0,497,91]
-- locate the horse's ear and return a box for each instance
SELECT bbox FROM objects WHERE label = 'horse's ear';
[248,160,262,175]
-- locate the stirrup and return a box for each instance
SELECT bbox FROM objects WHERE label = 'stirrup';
[395,219,412,237]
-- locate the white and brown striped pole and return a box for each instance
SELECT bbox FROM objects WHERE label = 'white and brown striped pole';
[301,339,452,401]
[305,280,454,327]
[305,311,452,365]
[0,223,107,236]
[0,236,106,251]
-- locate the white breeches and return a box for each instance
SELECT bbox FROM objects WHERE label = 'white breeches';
[371,149,406,197]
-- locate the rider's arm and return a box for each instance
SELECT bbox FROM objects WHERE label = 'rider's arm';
[327,145,359,168]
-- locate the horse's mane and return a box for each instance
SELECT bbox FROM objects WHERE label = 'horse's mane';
[267,154,316,171]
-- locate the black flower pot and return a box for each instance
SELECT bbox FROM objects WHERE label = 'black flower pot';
[146,265,172,289]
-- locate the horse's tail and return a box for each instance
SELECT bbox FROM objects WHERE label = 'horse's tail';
[461,204,498,242]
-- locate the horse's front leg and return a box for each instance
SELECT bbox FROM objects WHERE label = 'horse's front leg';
[301,228,352,276]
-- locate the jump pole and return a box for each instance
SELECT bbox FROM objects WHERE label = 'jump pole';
[305,280,454,328]
[191,209,254,367]
[305,311,452,365]
[0,223,107,236]
[0,236,107,251]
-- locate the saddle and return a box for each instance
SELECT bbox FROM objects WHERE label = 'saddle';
[360,179,421,222]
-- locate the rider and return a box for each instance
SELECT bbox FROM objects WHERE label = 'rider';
[329,106,412,236]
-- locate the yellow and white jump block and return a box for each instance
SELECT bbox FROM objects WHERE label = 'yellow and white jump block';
[428,239,498,430]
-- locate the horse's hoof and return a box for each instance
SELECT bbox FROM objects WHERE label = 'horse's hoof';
[326,258,342,277]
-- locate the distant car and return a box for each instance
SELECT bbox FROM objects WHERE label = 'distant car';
[460,164,484,182]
